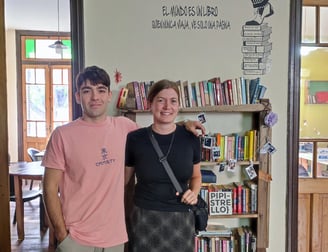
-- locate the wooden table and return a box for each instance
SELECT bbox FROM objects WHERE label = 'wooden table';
[9,161,44,240]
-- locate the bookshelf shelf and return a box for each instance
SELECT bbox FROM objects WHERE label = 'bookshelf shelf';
[209,213,258,219]
[119,101,270,114]
[200,161,260,166]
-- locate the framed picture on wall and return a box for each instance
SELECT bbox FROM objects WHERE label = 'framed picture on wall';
[304,80,328,104]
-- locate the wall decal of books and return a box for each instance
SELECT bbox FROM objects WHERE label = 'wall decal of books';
[116,77,267,109]
[242,1,274,76]
[241,23,273,75]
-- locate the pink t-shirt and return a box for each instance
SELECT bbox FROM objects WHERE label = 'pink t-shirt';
[42,116,138,247]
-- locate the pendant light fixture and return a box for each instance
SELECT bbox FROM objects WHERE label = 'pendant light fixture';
[49,0,68,53]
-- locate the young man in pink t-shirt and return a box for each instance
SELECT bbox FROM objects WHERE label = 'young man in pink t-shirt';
[42,66,204,252]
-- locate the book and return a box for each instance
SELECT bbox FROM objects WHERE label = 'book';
[230,79,237,105]
[144,81,153,99]
[133,81,143,110]
[203,80,210,106]
[223,183,237,214]
[215,78,223,105]
[116,87,128,109]
[198,81,206,107]
[139,82,148,110]
[236,226,246,252]
[243,135,249,161]
[182,80,190,107]
[252,130,258,161]
[245,78,251,104]
[219,135,225,161]
[186,81,194,107]
[239,77,247,104]
[207,81,215,106]
[242,23,268,31]
[194,81,202,107]
[249,78,260,104]
[242,26,272,37]
[247,130,254,161]
[208,187,233,215]
[241,42,272,53]
[233,182,243,214]
[244,180,258,213]
[198,225,232,238]
[201,170,216,183]
[125,82,136,109]
[190,82,198,107]
[226,79,234,105]
[242,34,271,43]
[177,80,186,108]
[258,84,267,99]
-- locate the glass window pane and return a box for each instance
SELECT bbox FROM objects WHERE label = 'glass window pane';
[320,7,328,43]
[316,142,328,178]
[53,69,62,84]
[302,6,316,43]
[25,68,35,84]
[35,69,45,84]
[53,122,63,129]
[53,85,69,121]
[299,142,313,178]
[26,85,45,121]
[300,47,328,138]
[25,39,35,58]
[62,40,72,59]
[24,38,71,60]
[36,122,47,137]
[27,121,36,137]
[35,39,62,59]
[62,69,69,85]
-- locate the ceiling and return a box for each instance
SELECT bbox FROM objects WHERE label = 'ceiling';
[4,0,70,32]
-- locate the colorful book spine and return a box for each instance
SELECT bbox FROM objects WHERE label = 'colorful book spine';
[133,81,143,110]
[199,81,206,107]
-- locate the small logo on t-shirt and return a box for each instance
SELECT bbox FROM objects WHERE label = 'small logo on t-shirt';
[96,147,115,166]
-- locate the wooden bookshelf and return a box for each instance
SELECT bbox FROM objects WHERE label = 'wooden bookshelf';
[120,99,272,251]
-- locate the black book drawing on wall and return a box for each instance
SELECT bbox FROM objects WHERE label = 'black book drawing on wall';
[241,1,274,75]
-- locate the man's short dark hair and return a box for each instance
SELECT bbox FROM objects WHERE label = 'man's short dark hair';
[75,66,111,90]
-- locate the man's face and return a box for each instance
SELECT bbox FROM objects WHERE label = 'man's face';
[75,80,112,122]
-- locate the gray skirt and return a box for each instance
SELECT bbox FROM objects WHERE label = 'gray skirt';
[126,205,195,252]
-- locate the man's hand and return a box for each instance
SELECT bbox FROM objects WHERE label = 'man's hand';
[184,120,205,136]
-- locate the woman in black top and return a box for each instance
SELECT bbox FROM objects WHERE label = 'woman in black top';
[125,79,202,252]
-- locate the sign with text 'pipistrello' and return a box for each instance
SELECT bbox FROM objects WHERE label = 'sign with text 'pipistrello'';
[209,190,233,215]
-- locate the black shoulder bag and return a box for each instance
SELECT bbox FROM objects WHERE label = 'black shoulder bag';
[148,127,208,232]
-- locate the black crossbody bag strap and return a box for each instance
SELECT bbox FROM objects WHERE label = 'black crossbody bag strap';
[148,127,183,194]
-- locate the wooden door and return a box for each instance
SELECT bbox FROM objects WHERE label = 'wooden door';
[298,139,328,252]
[299,182,328,252]
[22,65,72,161]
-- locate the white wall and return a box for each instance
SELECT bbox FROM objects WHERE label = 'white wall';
[83,0,289,251]
[6,29,18,162]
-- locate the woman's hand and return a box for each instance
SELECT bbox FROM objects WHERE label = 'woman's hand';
[181,189,198,205]
[183,120,205,136]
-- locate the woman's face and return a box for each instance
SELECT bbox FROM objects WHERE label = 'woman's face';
[150,88,179,124]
